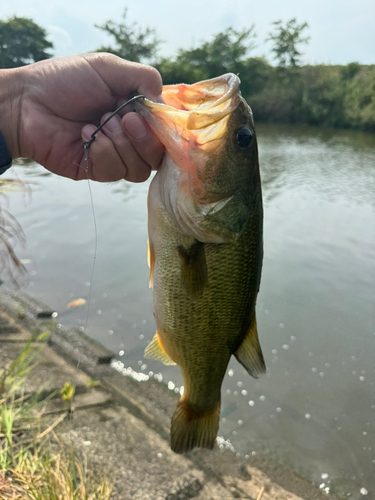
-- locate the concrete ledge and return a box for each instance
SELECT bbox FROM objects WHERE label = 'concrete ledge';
[0,287,115,365]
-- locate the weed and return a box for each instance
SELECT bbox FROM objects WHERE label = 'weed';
[0,335,112,499]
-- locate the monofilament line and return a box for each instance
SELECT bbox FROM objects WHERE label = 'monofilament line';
[77,143,98,370]
[84,171,98,338]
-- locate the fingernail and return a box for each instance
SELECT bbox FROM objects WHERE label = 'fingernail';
[103,114,122,133]
[123,114,147,140]
[82,125,96,141]
[149,94,164,104]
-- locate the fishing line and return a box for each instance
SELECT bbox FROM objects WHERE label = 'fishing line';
[82,144,97,345]
[80,94,145,342]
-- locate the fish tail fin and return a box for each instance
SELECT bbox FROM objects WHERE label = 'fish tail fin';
[171,399,220,454]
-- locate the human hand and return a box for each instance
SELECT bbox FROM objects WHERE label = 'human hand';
[0,53,164,182]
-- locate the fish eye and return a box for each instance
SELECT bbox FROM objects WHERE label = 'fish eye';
[236,127,253,149]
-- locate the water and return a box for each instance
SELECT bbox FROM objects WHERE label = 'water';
[3,124,375,497]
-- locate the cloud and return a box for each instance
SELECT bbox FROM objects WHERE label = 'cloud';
[47,26,72,56]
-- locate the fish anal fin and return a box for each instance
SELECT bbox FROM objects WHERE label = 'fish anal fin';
[177,241,207,300]
[234,315,266,379]
[171,399,220,453]
[147,239,155,288]
[144,332,176,366]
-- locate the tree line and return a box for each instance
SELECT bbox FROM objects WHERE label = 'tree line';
[0,13,374,132]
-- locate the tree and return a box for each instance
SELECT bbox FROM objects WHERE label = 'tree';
[240,57,272,98]
[96,9,160,63]
[179,27,256,78]
[157,27,257,86]
[0,16,53,69]
[267,18,309,67]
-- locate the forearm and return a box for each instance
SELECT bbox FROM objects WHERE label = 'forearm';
[0,67,24,159]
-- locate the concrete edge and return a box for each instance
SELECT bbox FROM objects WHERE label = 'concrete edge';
[0,287,115,366]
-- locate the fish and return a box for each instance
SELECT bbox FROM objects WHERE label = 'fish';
[135,73,265,453]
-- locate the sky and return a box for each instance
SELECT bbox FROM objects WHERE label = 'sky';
[1,0,374,65]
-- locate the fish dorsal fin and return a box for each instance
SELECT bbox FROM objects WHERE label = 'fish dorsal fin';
[177,241,208,300]
[234,315,266,379]
[147,239,155,288]
[144,332,176,366]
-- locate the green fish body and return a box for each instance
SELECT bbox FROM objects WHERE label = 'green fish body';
[137,74,265,453]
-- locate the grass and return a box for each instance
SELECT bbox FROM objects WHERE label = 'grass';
[0,332,113,499]
[0,447,112,499]
[0,178,29,287]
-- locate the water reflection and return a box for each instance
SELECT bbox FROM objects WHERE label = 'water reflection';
[4,124,375,496]
[258,124,375,207]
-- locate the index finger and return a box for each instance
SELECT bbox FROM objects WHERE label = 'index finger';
[82,53,163,103]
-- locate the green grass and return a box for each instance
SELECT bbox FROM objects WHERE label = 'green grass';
[0,333,113,499]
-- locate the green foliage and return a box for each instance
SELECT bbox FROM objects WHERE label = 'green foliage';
[0,329,47,399]
[156,57,205,85]
[304,66,348,127]
[17,305,26,319]
[343,66,375,131]
[60,382,75,403]
[250,63,375,132]
[341,62,361,80]
[95,8,160,63]
[157,27,257,86]
[1,339,112,498]
[267,18,309,67]
[0,332,51,471]
[0,16,53,68]
[179,26,256,77]
[88,379,102,389]
[60,382,75,412]
[240,57,273,98]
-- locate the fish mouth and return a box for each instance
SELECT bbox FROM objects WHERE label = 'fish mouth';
[136,73,241,154]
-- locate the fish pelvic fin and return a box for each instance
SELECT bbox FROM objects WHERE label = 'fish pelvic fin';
[144,332,176,366]
[171,399,220,454]
[234,314,266,379]
[147,239,155,288]
[177,241,208,300]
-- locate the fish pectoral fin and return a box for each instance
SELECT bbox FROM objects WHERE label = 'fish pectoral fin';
[144,332,176,366]
[177,241,207,300]
[147,239,155,288]
[234,315,266,379]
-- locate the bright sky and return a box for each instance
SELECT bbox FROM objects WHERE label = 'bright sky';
[1,0,374,65]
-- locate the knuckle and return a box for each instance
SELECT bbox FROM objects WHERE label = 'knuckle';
[147,66,163,88]
[127,168,151,183]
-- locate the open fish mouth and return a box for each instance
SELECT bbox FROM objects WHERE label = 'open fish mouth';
[136,73,241,153]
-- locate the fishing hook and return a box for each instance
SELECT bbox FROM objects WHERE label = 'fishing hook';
[82,94,145,154]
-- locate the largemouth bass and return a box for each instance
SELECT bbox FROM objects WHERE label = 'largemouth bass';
[136,73,265,453]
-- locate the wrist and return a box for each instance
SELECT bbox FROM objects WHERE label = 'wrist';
[0,67,24,159]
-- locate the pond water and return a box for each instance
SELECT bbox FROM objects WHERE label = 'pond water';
[3,123,375,498]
